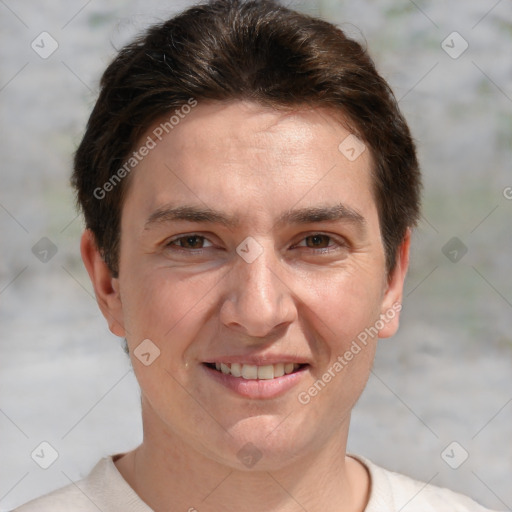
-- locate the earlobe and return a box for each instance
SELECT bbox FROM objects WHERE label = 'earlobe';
[80,230,126,337]
[378,229,411,339]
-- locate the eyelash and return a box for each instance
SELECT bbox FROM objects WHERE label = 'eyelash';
[166,234,214,251]
[165,233,346,254]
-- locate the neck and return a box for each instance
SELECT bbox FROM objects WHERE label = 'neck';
[115,409,369,512]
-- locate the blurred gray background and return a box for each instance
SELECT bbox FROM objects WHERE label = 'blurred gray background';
[0,0,511,510]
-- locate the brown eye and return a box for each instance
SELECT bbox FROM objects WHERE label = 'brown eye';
[304,234,331,249]
[169,235,210,249]
[182,236,204,248]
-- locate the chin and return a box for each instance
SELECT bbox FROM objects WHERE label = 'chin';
[214,417,314,470]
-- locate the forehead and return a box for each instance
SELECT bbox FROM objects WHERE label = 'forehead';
[124,101,377,228]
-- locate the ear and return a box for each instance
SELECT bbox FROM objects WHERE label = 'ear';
[378,228,411,339]
[80,229,126,337]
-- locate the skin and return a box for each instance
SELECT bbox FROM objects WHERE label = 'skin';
[82,101,410,512]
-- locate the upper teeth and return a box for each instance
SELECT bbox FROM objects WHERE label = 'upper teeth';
[214,362,300,379]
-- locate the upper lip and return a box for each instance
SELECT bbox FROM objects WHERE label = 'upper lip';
[203,355,310,366]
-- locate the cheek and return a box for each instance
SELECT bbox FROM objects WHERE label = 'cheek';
[298,272,380,417]
[120,266,220,351]
[305,263,385,341]
[120,270,221,406]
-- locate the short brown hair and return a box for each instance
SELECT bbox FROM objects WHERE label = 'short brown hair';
[73,0,421,276]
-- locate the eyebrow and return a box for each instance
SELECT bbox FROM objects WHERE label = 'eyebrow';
[144,203,366,231]
[277,204,366,228]
[144,205,238,230]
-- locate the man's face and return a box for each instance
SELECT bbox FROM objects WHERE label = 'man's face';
[101,101,407,469]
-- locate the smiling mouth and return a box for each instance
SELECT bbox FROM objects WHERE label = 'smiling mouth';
[204,362,307,380]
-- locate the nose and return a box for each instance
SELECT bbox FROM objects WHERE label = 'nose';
[219,242,297,339]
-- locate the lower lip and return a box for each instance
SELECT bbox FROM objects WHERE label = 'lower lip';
[202,364,308,399]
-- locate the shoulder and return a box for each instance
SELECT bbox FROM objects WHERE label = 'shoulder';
[351,455,501,512]
[13,457,151,512]
[13,482,96,512]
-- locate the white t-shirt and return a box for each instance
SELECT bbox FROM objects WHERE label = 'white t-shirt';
[13,454,499,511]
